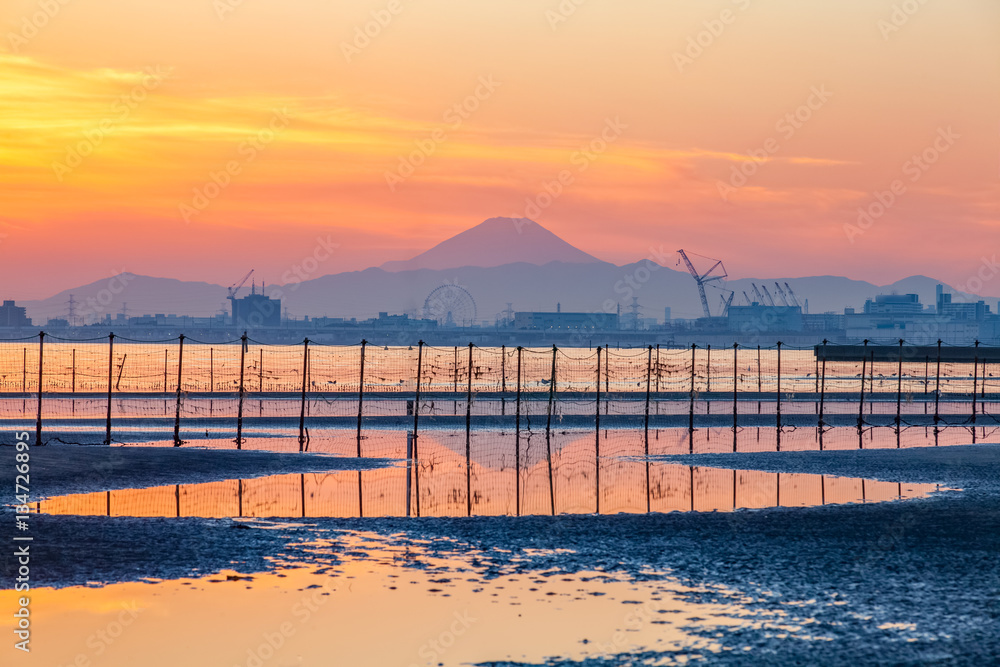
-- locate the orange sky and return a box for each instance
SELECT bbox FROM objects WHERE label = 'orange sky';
[1,0,998,299]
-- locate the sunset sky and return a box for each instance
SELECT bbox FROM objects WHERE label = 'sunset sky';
[1,0,998,299]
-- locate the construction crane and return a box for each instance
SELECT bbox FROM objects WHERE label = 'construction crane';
[742,291,753,306]
[677,250,728,318]
[773,282,790,306]
[751,283,770,306]
[719,290,735,316]
[783,282,802,308]
[227,269,254,301]
[760,284,777,307]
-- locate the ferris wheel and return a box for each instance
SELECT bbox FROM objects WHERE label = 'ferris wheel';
[423,284,478,327]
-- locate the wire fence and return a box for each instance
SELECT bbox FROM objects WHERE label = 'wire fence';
[4,334,999,448]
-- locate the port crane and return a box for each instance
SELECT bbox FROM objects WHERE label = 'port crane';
[783,282,802,308]
[227,269,254,301]
[677,250,728,319]
[773,282,790,306]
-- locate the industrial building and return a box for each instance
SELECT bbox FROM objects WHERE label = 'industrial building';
[514,312,618,330]
[727,305,803,333]
[0,300,31,328]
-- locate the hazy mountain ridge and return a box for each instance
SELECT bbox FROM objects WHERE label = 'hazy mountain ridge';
[16,218,993,324]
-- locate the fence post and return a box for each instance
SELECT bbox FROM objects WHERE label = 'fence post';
[466,342,474,517]
[413,341,424,517]
[105,333,114,445]
[173,335,185,447]
[236,333,247,449]
[688,343,696,433]
[644,345,652,437]
[706,344,712,393]
[22,347,26,393]
[210,347,214,392]
[934,339,942,424]
[35,332,44,447]
[453,345,458,392]
[515,345,522,517]
[732,342,738,446]
[357,340,367,455]
[298,338,309,451]
[757,345,762,392]
[858,339,868,430]
[163,349,168,393]
[604,343,609,413]
[645,345,652,512]
[71,348,76,394]
[896,338,904,428]
[972,340,979,424]
[546,345,556,516]
[819,339,828,429]
[501,344,506,393]
[596,345,602,431]
[259,348,264,392]
[655,343,660,393]
[776,342,782,441]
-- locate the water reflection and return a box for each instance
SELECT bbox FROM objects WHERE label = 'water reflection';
[39,456,940,519]
[0,531,807,667]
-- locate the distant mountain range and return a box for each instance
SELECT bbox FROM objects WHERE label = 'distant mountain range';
[19,217,991,324]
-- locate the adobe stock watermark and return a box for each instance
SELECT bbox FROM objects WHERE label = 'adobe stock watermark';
[545,0,588,30]
[51,601,143,666]
[77,270,136,324]
[512,116,627,225]
[214,0,249,21]
[6,0,72,53]
[716,85,833,201]
[954,255,1000,296]
[235,584,336,667]
[340,0,408,62]
[877,0,931,40]
[179,108,291,223]
[408,609,477,666]
[384,75,501,192]
[673,0,753,73]
[52,66,173,182]
[844,126,959,243]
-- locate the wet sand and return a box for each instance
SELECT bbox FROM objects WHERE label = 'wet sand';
[2,443,998,664]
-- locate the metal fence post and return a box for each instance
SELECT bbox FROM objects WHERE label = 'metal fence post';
[71,348,76,394]
[655,343,660,393]
[706,344,712,393]
[298,338,309,451]
[645,345,652,512]
[546,345,557,516]
[515,345,522,516]
[236,333,247,449]
[413,341,424,517]
[776,342,782,440]
[972,340,979,424]
[896,338,904,428]
[934,339,942,424]
[466,342,474,517]
[858,339,868,430]
[105,333,114,445]
[357,339,367,454]
[732,342,738,446]
[644,345,652,437]
[596,345,602,432]
[688,343,696,432]
[819,339,828,429]
[35,331,44,447]
[173,335,185,447]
